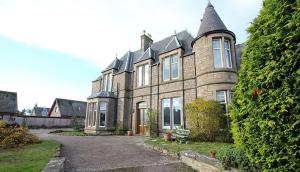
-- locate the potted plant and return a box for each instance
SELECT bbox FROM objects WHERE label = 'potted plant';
[127,130,133,136]
[210,150,216,159]
[163,130,171,142]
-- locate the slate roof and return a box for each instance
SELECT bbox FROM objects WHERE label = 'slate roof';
[102,30,194,74]
[192,2,235,46]
[0,90,18,114]
[32,107,50,116]
[49,98,87,118]
[87,91,116,99]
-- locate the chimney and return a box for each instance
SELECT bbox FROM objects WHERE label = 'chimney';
[140,30,153,51]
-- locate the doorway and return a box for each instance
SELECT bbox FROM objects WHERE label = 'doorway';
[136,102,148,135]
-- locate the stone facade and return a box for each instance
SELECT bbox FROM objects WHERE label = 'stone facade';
[0,90,18,115]
[85,2,241,134]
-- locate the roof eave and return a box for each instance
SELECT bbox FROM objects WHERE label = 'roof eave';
[191,30,236,47]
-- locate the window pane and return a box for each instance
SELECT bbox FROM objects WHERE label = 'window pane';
[213,39,223,68]
[171,56,179,79]
[103,75,107,91]
[107,73,112,92]
[162,99,170,127]
[100,111,105,127]
[100,102,107,111]
[216,91,226,103]
[138,66,143,86]
[213,39,221,48]
[172,98,181,126]
[144,64,149,85]
[213,49,222,68]
[224,40,232,68]
[163,57,170,81]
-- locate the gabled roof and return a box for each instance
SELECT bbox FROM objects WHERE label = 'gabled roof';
[0,90,18,114]
[32,106,50,116]
[49,98,87,117]
[101,30,194,75]
[192,2,235,46]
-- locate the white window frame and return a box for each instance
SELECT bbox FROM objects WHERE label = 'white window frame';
[99,102,107,127]
[224,40,232,68]
[102,73,112,92]
[137,64,149,87]
[162,97,182,129]
[216,90,232,113]
[163,55,179,81]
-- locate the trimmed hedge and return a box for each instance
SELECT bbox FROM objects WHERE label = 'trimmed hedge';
[186,98,224,141]
[231,0,300,171]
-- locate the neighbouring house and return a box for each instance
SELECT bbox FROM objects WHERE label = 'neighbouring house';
[0,90,18,116]
[48,98,87,118]
[85,2,243,135]
[31,104,50,117]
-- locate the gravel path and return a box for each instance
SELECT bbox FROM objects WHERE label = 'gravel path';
[31,129,195,172]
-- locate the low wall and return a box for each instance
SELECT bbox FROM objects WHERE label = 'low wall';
[0,114,85,128]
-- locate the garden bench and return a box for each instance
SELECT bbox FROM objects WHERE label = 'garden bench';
[172,129,190,144]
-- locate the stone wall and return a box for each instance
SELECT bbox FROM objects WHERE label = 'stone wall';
[0,91,18,114]
[0,114,84,128]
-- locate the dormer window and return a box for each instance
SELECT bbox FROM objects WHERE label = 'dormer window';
[213,38,233,69]
[163,55,179,81]
[102,73,112,92]
[137,64,149,87]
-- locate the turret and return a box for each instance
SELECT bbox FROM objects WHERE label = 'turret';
[192,2,238,104]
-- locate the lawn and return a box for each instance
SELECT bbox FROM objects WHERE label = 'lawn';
[49,129,86,136]
[145,137,231,156]
[0,140,60,172]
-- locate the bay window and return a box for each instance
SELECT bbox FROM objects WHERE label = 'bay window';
[216,90,233,113]
[163,55,179,81]
[87,102,97,127]
[137,64,149,87]
[162,97,182,129]
[224,40,232,68]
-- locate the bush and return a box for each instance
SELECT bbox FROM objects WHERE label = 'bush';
[0,120,40,149]
[231,0,300,171]
[216,146,260,171]
[186,98,224,141]
[146,109,159,138]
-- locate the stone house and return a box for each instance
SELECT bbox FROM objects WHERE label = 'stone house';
[85,2,242,135]
[49,98,86,118]
[0,90,18,116]
[31,104,50,117]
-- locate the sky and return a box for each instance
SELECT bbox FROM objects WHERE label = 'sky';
[0,0,262,111]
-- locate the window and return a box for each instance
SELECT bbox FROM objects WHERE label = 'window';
[137,64,149,87]
[99,102,106,127]
[163,55,179,81]
[55,107,58,113]
[162,97,182,129]
[224,40,232,68]
[88,102,97,127]
[213,39,223,68]
[213,38,233,69]
[92,103,97,127]
[216,90,232,113]
[102,73,112,92]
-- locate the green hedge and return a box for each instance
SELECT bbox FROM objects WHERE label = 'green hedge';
[216,146,260,171]
[231,0,300,171]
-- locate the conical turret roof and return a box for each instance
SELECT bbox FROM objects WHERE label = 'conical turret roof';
[192,2,235,46]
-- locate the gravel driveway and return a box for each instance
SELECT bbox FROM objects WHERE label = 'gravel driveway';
[31,129,195,172]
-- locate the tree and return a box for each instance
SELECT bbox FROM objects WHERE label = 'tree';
[231,0,300,171]
[186,98,223,141]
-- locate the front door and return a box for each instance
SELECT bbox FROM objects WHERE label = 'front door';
[137,108,148,135]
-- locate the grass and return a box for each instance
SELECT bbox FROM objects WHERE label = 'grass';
[145,137,232,156]
[49,129,86,136]
[0,140,60,172]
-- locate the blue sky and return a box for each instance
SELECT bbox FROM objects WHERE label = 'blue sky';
[0,0,262,110]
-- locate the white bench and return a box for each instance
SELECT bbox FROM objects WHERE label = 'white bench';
[172,129,190,144]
